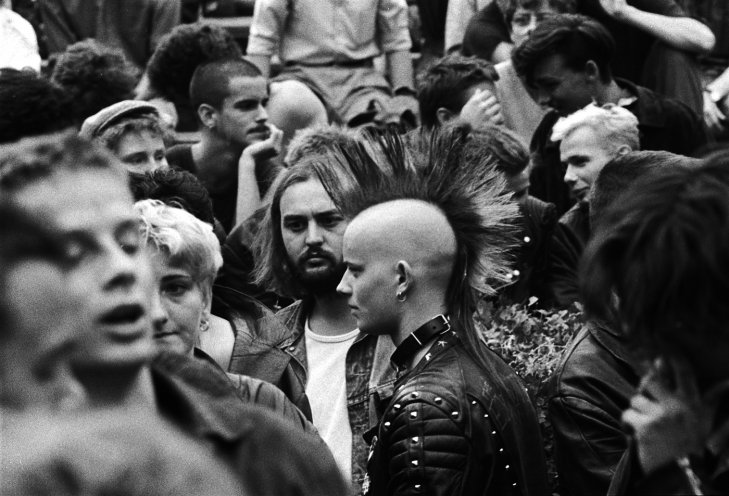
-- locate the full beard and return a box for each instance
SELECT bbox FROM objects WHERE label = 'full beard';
[290,257,347,296]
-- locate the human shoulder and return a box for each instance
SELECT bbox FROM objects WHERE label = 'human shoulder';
[166,143,196,174]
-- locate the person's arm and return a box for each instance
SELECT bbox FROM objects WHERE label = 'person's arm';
[149,0,181,56]
[599,0,715,54]
[235,125,283,227]
[245,0,288,78]
[445,0,481,53]
[704,66,729,132]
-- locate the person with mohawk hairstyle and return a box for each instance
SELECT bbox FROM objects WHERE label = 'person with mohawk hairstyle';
[335,124,550,496]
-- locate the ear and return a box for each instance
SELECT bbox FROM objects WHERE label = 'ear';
[584,60,601,83]
[616,144,631,156]
[396,260,413,298]
[436,107,455,125]
[198,103,217,130]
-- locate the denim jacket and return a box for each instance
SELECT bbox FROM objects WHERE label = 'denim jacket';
[227,296,397,490]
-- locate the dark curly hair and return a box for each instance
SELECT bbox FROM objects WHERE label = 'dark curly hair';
[416,54,499,129]
[146,24,242,106]
[51,40,140,124]
[513,14,615,87]
[0,69,74,144]
[129,167,215,226]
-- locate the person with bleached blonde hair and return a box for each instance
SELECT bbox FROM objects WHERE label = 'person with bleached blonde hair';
[548,103,639,307]
[552,103,639,202]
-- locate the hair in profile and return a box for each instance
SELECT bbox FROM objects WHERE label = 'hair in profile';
[327,123,518,352]
[135,199,222,294]
[147,24,243,105]
[284,124,359,166]
[130,168,215,226]
[589,150,700,227]
[581,149,729,352]
[513,14,615,86]
[552,103,639,152]
[190,57,262,110]
[464,122,530,176]
[251,132,362,298]
[51,39,139,124]
[0,132,125,194]
[0,69,74,144]
[416,54,499,128]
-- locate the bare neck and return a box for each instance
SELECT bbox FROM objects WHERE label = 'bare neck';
[307,291,358,337]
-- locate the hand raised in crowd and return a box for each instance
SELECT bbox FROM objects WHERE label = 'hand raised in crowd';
[240,123,284,165]
[459,87,505,128]
[622,356,717,475]
[704,67,729,133]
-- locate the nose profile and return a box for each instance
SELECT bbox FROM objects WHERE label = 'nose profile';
[103,242,139,292]
[148,289,168,332]
[337,271,352,295]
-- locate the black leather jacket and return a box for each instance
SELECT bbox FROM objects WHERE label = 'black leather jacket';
[363,327,549,496]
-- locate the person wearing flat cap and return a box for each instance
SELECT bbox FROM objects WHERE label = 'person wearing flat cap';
[80,100,173,175]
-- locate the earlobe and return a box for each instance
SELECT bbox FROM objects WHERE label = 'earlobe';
[436,107,453,125]
[396,261,412,302]
[198,104,217,130]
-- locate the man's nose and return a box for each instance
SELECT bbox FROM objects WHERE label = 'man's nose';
[257,103,268,123]
[305,221,323,245]
[336,271,351,295]
[564,166,577,184]
[103,243,138,292]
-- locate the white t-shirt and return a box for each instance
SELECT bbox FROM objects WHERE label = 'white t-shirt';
[305,319,359,481]
[0,8,41,72]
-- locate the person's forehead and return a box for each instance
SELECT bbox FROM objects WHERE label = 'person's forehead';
[561,126,604,153]
[116,130,165,152]
[224,76,268,101]
[280,178,338,216]
[11,169,135,232]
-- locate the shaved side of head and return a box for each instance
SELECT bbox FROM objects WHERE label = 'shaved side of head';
[346,199,457,293]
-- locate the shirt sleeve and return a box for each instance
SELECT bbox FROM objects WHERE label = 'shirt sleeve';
[247,0,289,57]
[149,0,181,56]
[376,0,411,53]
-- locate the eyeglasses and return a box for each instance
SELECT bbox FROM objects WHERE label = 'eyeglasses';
[511,12,557,29]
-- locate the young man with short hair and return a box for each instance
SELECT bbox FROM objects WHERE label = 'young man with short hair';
[547,103,639,307]
[513,14,707,216]
[166,58,283,231]
[0,132,348,496]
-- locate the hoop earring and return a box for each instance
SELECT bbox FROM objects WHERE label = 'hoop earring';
[397,291,407,302]
[200,318,210,332]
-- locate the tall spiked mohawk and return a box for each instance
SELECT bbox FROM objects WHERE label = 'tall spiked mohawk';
[324,123,519,336]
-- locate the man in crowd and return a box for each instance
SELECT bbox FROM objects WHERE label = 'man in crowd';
[417,54,504,130]
[234,129,396,490]
[166,58,283,231]
[513,14,707,216]
[246,0,419,139]
[465,0,714,114]
[80,100,171,175]
[580,150,729,494]
[548,150,699,496]
[0,132,348,496]
[548,103,639,307]
[335,125,549,495]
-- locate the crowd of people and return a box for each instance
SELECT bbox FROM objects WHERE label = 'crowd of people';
[2,0,729,495]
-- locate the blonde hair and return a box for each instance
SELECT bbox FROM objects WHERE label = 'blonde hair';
[551,103,640,154]
[134,199,222,292]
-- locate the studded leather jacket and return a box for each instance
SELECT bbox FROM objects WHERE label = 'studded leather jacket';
[363,327,550,496]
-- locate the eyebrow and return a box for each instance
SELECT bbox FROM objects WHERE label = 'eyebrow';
[282,209,341,219]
